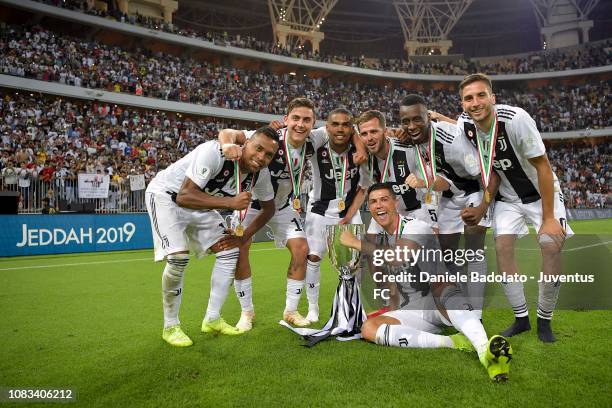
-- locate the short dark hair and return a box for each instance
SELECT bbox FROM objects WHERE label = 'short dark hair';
[253,126,279,142]
[459,73,493,96]
[355,110,386,129]
[287,97,316,118]
[327,108,353,121]
[400,94,427,108]
[367,182,396,198]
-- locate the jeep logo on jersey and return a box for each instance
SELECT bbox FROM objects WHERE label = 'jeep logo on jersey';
[493,158,513,170]
[270,169,290,179]
[392,183,411,195]
[204,187,226,197]
[324,167,358,180]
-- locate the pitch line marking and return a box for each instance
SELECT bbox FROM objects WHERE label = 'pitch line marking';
[0,248,282,271]
[2,242,609,271]
[515,240,612,252]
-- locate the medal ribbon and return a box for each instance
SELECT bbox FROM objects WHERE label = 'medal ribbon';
[393,214,405,241]
[234,160,254,223]
[475,112,498,191]
[283,128,306,200]
[380,140,394,182]
[327,143,348,201]
[415,126,437,191]
[369,139,393,182]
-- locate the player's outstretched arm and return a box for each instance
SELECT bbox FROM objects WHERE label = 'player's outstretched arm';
[529,154,566,237]
[433,176,450,191]
[176,177,250,210]
[428,110,457,124]
[218,129,247,160]
[241,199,275,241]
[339,230,361,251]
[461,172,500,226]
[340,187,366,224]
[351,128,368,165]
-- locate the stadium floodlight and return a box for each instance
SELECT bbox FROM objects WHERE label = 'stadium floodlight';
[394,0,473,55]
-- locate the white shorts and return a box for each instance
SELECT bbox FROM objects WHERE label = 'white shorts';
[145,192,226,262]
[305,211,363,258]
[437,191,492,234]
[235,205,306,248]
[382,308,451,334]
[367,206,436,234]
[492,191,574,238]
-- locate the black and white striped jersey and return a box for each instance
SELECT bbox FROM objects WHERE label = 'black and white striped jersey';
[457,104,555,204]
[308,140,371,218]
[370,138,421,211]
[245,127,327,211]
[147,140,274,203]
[405,121,481,200]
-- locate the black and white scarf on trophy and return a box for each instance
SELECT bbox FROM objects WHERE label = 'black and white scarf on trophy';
[279,274,367,347]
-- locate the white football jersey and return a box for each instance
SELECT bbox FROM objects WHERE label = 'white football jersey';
[457,104,557,204]
[404,121,482,200]
[380,215,439,307]
[147,140,274,203]
[245,127,328,210]
[308,135,371,218]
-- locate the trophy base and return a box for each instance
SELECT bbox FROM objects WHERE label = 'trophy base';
[280,276,367,347]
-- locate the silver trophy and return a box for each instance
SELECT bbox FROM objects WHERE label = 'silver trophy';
[326,224,363,279]
[298,224,367,347]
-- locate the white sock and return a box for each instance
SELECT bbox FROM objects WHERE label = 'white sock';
[234,277,254,313]
[162,254,189,328]
[285,278,304,313]
[537,281,561,320]
[305,259,321,309]
[375,324,453,348]
[501,281,529,318]
[204,249,239,322]
[467,255,488,320]
[440,286,489,357]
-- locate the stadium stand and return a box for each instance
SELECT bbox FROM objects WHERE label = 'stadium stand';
[1,24,610,131]
[0,1,609,214]
[32,0,612,75]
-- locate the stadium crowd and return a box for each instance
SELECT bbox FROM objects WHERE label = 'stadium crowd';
[0,92,609,212]
[0,92,241,211]
[549,141,610,209]
[34,0,612,75]
[1,25,611,132]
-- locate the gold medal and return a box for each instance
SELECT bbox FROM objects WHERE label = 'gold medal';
[424,192,432,204]
[293,198,301,210]
[484,190,491,204]
[338,200,346,211]
[235,224,244,237]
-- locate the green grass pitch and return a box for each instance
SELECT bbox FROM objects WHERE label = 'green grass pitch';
[1,219,611,407]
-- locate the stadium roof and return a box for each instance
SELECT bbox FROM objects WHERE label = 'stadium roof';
[176,0,612,58]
